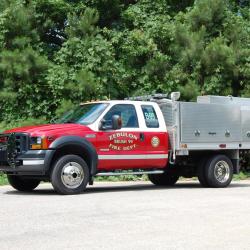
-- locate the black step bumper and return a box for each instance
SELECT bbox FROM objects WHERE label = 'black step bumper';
[0,149,54,175]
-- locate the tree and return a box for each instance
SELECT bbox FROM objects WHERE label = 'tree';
[0,0,249,123]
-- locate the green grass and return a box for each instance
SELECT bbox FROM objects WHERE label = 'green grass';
[233,172,250,180]
[95,174,149,182]
[0,174,8,186]
[0,172,250,186]
[0,173,149,186]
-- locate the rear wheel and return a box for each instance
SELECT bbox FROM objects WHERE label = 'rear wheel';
[148,173,179,186]
[204,155,233,188]
[197,157,209,187]
[51,154,89,195]
[7,175,40,192]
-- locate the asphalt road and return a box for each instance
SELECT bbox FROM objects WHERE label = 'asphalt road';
[0,180,250,250]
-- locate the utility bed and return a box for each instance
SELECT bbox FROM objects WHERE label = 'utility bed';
[157,95,250,153]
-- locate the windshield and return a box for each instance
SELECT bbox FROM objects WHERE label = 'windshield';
[56,103,109,125]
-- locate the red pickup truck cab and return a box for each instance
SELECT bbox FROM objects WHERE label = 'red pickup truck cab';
[0,100,172,194]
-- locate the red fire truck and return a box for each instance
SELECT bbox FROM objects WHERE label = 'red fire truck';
[0,92,249,194]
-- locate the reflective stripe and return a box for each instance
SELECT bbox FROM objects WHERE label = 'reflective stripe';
[23,160,44,165]
[98,154,168,160]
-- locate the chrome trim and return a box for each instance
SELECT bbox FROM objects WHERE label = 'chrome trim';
[96,170,164,176]
[98,154,168,160]
[85,134,96,139]
[23,160,45,165]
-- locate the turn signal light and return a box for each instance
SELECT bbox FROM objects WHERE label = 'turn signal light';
[30,137,48,150]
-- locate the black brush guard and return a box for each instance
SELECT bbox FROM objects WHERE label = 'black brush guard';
[0,133,29,168]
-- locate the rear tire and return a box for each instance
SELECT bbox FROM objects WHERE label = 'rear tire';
[204,155,233,188]
[51,154,89,195]
[7,175,40,192]
[197,157,209,187]
[148,173,179,186]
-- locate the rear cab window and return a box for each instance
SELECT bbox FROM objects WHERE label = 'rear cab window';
[141,105,159,128]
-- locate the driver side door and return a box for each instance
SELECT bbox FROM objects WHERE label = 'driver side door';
[96,104,147,170]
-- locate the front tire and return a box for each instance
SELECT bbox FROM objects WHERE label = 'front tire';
[7,175,40,192]
[204,155,233,188]
[51,154,89,195]
[148,173,179,186]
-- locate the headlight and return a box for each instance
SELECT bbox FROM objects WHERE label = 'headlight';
[30,137,48,150]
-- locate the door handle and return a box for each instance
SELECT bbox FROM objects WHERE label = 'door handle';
[140,133,145,141]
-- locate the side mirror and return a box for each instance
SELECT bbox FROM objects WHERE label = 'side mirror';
[99,115,122,130]
[112,115,122,130]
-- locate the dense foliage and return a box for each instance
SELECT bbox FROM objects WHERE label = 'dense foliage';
[0,0,249,125]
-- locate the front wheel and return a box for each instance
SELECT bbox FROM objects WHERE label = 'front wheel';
[51,154,89,195]
[204,155,233,188]
[148,173,179,186]
[7,175,40,192]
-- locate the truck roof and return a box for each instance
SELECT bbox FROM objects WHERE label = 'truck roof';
[80,100,157,106]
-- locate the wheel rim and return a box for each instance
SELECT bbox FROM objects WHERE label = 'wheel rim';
[61,162,84,189]
[214,160,230,183]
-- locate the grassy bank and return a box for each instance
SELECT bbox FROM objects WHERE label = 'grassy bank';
[0,172,250,186]
[87,172,250,182]
[233,172,250,180]
[0,174,8,186]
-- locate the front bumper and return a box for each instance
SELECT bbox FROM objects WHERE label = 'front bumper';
[0,149,54,175]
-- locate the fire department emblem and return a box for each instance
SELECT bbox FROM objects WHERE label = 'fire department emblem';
[151,136,160,147]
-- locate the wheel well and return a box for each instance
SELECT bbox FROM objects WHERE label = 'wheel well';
[50,145,92,174]
[175,150,239,177]
[191,150,239,175]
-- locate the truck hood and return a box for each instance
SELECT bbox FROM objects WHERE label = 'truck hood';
[4,123,93,137]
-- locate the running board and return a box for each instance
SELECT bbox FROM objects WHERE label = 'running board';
[96,170,164,176]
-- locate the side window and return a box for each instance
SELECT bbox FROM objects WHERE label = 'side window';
[141,105,159,128]
[103,104,139,128]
